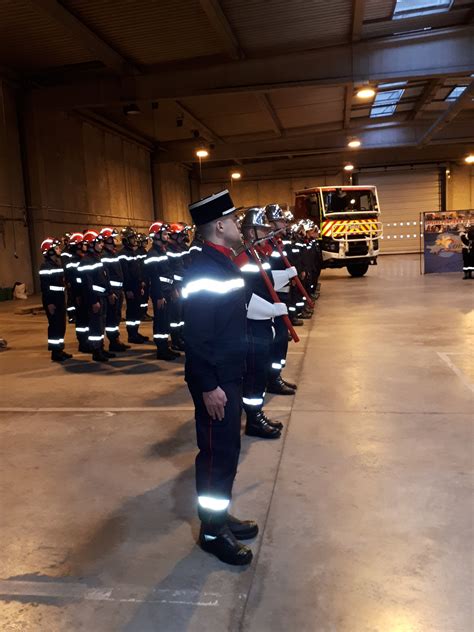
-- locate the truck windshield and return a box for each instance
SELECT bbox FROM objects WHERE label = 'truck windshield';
[323,189,377,214]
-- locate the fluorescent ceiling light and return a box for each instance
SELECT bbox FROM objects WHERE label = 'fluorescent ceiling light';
[392,0,452,20]
[378,82,407,88]
[370,88,405,118]
[446,86,467,102]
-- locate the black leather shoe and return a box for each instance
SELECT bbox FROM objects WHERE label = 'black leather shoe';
[199,524,253,565]
[128,336,146,344]
[267,376,295,396]
[102,349,116,359]
[92,350,109,362]
[301,309,313,319]
[171,338,186,351]
[109,341,130,352]
[282,378,297,390]
[261,411,283,431]
[245,410,281,439]
[60,351,73,360]
[227,514,259,540]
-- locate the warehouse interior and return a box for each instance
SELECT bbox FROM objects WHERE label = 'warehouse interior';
[0,1,473,631]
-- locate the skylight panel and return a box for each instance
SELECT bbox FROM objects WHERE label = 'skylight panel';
[445,86,467,101]
[370,88,405,118]
[393,0,453,19]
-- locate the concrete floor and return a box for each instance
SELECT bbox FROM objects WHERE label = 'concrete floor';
[0,254,472,632]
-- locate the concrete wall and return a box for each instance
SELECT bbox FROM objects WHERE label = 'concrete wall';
[447,165,474,210]
[153,162,191,222]
[25,106,154,281]
[199,174,343,208]
[0,81,33,290]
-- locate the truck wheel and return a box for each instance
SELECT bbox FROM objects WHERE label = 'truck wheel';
[347,263,369,277]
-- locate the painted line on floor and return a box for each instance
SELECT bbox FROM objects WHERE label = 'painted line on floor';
[0,406,293,414]
[436,352,474,394]
[0,580,242,607]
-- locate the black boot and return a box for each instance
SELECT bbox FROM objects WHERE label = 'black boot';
[92,349,109,362]
[156,342,179,361]
[102,348,116,359]
[227,514,259,540]
[51,349,65,362]
[463,271,470,279]
[171,335,186,352]
[78,342,92,353]
[267,375,295,396]
[60,350,73,360]
[282,377,297,390]
[261,410,283,431]
[301,308,313,319]
[109,340,130,352]
[199,523,253,565]
[290,316,304,326]
[245,410,281,439]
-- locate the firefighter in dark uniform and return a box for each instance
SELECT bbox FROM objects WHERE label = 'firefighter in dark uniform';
[144,222,180,361]
[265,204,298,395]
[183,190,257,566]
[39,238,72,362]
[167,223,189,351]
[119,227,149,344]
[100,227,130,352]
[60,232,75,323]
[136,233,152,320]
[77,231,115,363]
[460,226,474,279]
[62,232,86,348]
[235,207,294,439]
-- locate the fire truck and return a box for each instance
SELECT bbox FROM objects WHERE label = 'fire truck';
[294,185,383,277]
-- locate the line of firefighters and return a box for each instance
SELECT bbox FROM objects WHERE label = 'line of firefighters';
[39,204,322,438]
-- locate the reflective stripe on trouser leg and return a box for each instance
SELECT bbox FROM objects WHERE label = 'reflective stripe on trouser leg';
[189,380,242,528]
[125,296,141,337]
[243,320,272,410]
[153,296,170,346]
[87,298,105,349]
[45,300,66,351]
[105,293,121,341]
[269,315,288,376]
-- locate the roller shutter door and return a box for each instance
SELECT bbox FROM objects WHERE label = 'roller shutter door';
[358,170,440,253]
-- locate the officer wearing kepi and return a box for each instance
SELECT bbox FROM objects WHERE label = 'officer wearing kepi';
[39,238,72,362]
[183,190,257,566]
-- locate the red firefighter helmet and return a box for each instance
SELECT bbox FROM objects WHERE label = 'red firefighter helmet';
[100,227,119,240]
[41,237,61,256]
[149,221,170,237]
[69,232,84,245]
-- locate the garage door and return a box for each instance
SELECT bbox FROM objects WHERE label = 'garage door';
[358,169,441,253]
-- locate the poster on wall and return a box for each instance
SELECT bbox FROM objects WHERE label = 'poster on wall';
[423,210,473,273]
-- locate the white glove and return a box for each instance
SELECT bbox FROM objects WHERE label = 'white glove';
[287,265,298,279]
[272,302,288,317]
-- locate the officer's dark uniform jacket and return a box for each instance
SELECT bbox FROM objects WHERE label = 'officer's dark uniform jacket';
[144,244,173,300]
[183,243,247,392]
[118,245,142,295]
[63,253,82,296]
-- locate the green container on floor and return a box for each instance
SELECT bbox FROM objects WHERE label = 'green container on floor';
[0,288,13,301]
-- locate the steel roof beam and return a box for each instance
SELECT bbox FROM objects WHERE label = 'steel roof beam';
[408,79,441,120]
[256,93,284,137]
[199,0,243,60]
[351,0,366,42]
[33,26,474,109]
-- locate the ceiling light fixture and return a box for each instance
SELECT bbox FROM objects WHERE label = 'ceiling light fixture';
[356,88,376,99]
[344,164,355,171]
[348,139,361,148]
[231,171,242,180]
[465,154,474,164]
[195,148,209,158]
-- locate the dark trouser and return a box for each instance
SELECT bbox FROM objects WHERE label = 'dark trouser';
[188,380,242,509]
[125,294,142,338]
[462,248,473,275]
[243,320,273,412]
[87,297,106,350]
[74,295,90,346]
[140,281,150,318]
[152,292,171,347]
[43,299,66,351]
[169,294,184,343]
[269,314,289,380]
[105,291,123,342]
[66,290,76,322]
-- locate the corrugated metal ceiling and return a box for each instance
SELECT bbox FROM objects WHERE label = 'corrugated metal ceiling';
[62,0,224,66]
[0,0,94,70]
[221,0,352,55]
